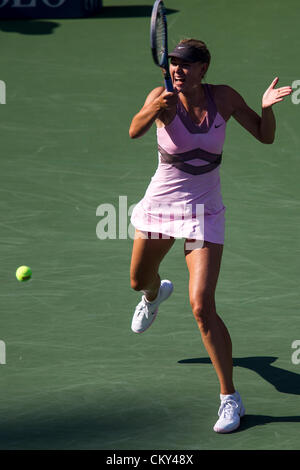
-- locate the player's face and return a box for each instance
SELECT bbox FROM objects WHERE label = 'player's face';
[170,58,207,92]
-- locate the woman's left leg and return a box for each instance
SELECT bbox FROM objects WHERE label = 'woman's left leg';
[184,240,235,395]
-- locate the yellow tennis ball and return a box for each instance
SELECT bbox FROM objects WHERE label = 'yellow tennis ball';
[16,266,32,282]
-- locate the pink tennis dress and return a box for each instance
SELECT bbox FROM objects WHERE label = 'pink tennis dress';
[131,84,227,244]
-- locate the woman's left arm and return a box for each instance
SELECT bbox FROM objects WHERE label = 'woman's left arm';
[229,78,292,144]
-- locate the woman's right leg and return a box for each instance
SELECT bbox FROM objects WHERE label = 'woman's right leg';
[130,230,176,301]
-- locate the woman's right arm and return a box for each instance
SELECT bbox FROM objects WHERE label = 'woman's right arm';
[129,86,177,139]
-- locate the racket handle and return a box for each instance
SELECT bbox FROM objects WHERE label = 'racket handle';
[164,77,174,92]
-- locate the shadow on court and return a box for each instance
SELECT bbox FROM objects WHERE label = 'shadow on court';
[178,356,300,432]
[178,356,300,395]
[0,20,59,35]
[239,413,300,432]
[0,405,178,450]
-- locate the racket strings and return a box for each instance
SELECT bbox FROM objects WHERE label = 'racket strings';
[155,9,166,65]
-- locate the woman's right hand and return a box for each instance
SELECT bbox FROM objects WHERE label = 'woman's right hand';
[129,87,178,139]
[155,89,178,112]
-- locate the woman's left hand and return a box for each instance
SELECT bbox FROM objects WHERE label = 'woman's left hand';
[262,77,293,108]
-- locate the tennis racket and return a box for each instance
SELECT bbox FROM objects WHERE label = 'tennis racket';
[150,0,173,92]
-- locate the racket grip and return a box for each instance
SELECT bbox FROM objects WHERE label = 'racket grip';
[164,77,174,92]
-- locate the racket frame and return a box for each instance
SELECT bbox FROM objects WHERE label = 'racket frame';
[150,0,173,91]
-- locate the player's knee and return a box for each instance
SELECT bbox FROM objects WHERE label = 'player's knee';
[191,296,216,333]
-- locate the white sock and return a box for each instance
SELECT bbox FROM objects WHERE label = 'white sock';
[220,391,239,401]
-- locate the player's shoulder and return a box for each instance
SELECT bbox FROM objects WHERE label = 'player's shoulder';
[210,84,243,108]
[209,84,239,98]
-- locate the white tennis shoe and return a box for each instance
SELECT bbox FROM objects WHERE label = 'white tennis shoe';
[213,391,245,433]
[131,280,174,334]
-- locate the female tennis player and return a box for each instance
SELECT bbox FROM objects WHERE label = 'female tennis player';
[128,39,292,433]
